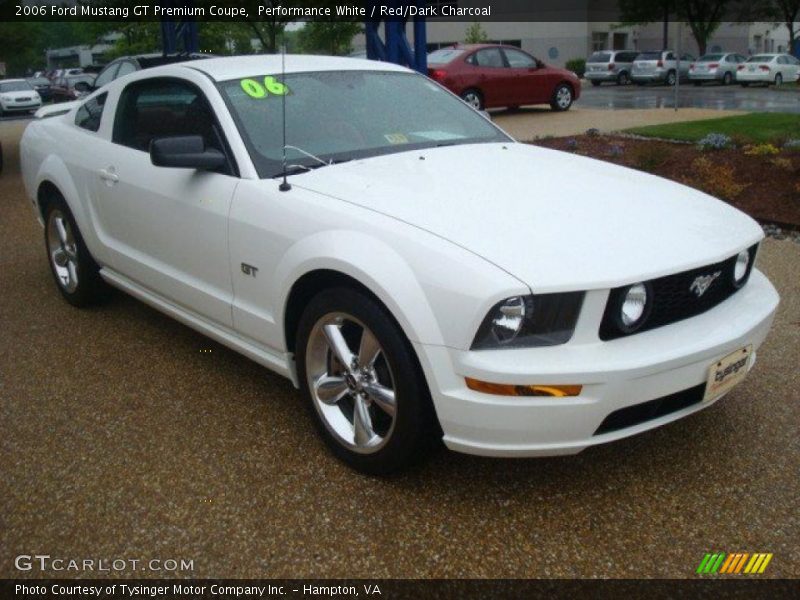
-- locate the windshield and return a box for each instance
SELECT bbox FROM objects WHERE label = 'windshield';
[588,52,611,63]
[0,81,33,93]
[697,54,724,62]
[747,55,773,62]
[218,70,509,179]
[427,48,466,64]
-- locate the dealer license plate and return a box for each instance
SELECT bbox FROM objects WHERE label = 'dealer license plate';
[703,345,752,402]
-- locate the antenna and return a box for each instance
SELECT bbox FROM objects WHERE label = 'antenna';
[279,40,291,192]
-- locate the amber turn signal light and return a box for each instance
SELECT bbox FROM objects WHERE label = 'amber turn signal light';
[465,377,582,397]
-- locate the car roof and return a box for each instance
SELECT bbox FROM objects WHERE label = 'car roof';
[184,54,410,81]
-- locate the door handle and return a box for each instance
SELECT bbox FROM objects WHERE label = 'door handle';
[99,168,119,183]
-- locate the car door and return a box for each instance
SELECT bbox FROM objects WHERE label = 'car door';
[465,47,515,107]
[501,47,548,104]
[91,76,238,327]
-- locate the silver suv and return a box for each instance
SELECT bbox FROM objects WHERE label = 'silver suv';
[632,50,695,85]
[585,50,639,86]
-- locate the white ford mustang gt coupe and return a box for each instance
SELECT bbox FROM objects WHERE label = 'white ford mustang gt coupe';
[21,56,778,473]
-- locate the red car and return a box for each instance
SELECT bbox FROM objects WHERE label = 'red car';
[427,44,581,112]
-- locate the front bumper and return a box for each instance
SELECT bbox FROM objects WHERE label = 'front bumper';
[417,269,778,457]
[1,100,42,112]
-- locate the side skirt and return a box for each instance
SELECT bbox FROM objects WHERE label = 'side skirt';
[100,268,299,387]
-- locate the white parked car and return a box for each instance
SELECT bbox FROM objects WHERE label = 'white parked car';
[20,56,779,473]
[0,79,42,116]
[688,53,747,85]
[737,53,800,86]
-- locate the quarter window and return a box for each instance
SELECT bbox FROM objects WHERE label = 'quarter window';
[75,93,107,132]
[115,61,137,78]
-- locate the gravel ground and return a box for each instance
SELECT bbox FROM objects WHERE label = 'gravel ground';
[1,121,798,579]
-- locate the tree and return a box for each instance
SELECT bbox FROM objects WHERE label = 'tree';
[245,1,301,52]
[297,22,363,55]
[464,22,489,44]
[758,0,800,53]
[618,0,735,55]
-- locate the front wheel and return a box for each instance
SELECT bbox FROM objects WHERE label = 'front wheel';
[296,288,439,474]
[723,72,733,85]
[774,73,783,87]
[44,196,109,307]
[550,83,574,111]
[460,88,483,111]
[665,70,677,86]
[616,71,629,85]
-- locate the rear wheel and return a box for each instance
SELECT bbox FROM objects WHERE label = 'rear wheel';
[44,196,108,307]
[666,70,677,86]
[296,288,439,474]
[460,88,483,111]
[723,72,733,85]
[550,83,574,111]
[774,73,783,87]
[616,71,629,85]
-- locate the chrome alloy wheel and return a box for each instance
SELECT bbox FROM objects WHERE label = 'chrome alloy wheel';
[462,91,481,110]
[47,209,79,293]
[555,86,572,109]
[305,312,397,454]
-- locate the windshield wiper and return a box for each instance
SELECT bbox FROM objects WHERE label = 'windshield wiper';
[273,158,352,180]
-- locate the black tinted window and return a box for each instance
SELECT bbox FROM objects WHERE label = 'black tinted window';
[113,78,220,153]
[75,93,107,132]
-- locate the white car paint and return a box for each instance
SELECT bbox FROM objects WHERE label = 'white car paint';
[20,55,779,458]
[736,53,800,85]
[0,78,41,114]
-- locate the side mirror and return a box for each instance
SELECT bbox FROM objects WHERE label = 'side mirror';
[536,59,545,69]
[150,136,225,171]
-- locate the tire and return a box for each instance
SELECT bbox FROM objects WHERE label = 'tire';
[666,70,677,86]
[723,72,732,85]
[591,80,601,87]
[43,195,109,307]
[460,88,483,111]
[295,287,440,474]
[616,71,629,85]
[550,83,574,111]
[774,73,783,87]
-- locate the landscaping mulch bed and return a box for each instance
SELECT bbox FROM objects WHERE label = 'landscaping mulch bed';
[530,134,800,229]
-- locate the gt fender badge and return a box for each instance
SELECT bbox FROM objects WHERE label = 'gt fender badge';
[241,263,258,277]
[690,271,721,297]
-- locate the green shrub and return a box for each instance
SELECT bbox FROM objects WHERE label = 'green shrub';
[565,58,586,78]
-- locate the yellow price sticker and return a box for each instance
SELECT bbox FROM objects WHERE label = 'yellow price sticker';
[240,76,290,99]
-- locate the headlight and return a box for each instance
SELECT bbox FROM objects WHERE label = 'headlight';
[620,283,649,330]
[733,249,750,287]
[472,292,584,349]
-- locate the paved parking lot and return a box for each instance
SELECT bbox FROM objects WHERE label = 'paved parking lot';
[1,119,799,579]
[577,81,800,113]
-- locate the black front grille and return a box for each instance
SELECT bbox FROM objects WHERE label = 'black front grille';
[594,384,706,435]
[599,245,757,341]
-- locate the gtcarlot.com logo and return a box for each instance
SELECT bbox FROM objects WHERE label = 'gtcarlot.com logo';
[15,554,194,573]
[696,552,773,575]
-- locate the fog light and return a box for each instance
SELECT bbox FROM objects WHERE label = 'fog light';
[733,249,749,287]
[466,378,582,397]
[619,282,649,331]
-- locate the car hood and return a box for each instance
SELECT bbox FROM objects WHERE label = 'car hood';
[2,90,37,99]
[293,143,763,292]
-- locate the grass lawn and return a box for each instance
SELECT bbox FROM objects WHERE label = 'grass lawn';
[624,112,800,144]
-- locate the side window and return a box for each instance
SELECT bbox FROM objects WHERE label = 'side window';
[503,48,536,68]
[93,63,119,89]
[113,78,222,155]
[115,61,137,79]
[665,52,675,61]
[681,53,694,61]
[74,93,107,133]
[472,48,506,68]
